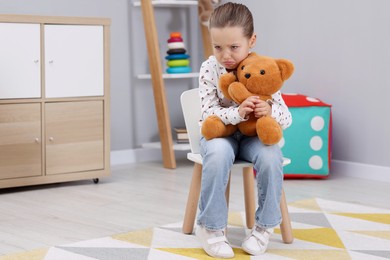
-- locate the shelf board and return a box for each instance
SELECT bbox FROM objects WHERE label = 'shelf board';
[133,0,198,7]
[142,141,190,151]
[137,72,199,79]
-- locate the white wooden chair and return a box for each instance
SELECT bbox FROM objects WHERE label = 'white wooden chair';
[180,88,293,244]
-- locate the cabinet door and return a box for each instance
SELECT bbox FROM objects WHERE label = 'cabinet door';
[44,25,104,98]
[0,23,41,99]
[45,101,104,175]
[0,103,42,179]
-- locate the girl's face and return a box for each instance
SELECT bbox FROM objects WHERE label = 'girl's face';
[210,26,256,70]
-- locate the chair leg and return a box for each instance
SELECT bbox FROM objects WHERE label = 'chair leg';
[243,167,255,229]
[280,189,294,243]
[182,163,202,234]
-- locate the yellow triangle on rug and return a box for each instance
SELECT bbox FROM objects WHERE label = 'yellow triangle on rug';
[335,213,390,225]
[288,198,322,211]
[353,230,390,240]
[0,248,48,260]
[268,249,351,260]
[159,248,251,260]
[289,228,345,248]
[112,228,154,247]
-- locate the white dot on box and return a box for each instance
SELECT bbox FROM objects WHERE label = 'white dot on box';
[311,116,325,131]
[309,155,323,170]
[310,136,323,151]
[278,137,285,148]
[306,97,320,102]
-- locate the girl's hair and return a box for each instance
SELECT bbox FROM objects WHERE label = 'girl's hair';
[208,2,254,39]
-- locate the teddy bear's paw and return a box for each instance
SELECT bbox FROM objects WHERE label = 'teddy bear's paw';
[201,115,237,140]
[256,116,283,145]
[220,71,237,83]
[228,82,252,104]
[219,72,237,100]
[238,120,257,136]
[223,124,238,137]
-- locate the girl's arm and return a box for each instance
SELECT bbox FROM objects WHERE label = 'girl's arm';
[199,61,244,125]
[270,91,292,129]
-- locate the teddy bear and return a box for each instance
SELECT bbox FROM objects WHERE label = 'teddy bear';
[201,52,294,145]
[198,0,221,26]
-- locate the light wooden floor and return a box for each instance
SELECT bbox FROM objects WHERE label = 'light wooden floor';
[1,159,389,256]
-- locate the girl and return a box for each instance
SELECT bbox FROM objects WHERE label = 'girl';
[196,2,292,258]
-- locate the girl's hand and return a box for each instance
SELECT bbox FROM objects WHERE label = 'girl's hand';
[238,96,259,119]
[254,99,272,118]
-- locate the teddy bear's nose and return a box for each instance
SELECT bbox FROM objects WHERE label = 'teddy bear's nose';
[245,73,251,79]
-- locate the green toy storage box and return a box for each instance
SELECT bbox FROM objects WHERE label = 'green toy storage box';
[281,93,332,178]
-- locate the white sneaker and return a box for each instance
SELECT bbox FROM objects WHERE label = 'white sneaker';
[195,225,234,258]
[242,225,273,255]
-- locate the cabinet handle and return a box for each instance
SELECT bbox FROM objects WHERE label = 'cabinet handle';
[35,138,40,143]
[34,60,39,64]
[49,137,54,142]
[49,60,54,64]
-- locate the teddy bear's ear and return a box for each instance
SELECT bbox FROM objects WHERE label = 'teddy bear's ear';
[276,59,294,81]
[247,52,257,59]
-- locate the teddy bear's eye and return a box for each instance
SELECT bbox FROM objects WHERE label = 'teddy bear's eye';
[241,65,245,70]
[260,70,266,75]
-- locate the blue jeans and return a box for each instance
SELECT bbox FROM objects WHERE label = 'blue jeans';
[197,131,284,231]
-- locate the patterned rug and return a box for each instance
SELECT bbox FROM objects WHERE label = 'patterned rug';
[2,198,390,260]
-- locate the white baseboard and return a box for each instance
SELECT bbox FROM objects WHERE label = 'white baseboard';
[111,150,390,183]
[110,148,187,166]
[332,159,390,183]
[110,148,161,165]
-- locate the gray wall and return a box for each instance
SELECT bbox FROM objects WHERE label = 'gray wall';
[0,0,199,152]
[1,0,390,169]
[0,0,136,151]
[240,0,390,168]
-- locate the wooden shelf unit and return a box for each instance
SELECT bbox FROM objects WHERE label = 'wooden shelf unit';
[0,14,111,188]
[137,0,213,169]
[137,72,199,79]
[137,0,202,169]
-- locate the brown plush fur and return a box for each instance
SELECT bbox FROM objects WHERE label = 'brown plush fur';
[201,52,294,145]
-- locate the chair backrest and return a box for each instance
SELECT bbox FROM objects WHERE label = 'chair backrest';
[180,88,201,154]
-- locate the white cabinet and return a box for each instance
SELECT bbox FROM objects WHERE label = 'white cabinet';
[0,23,41,99]
[45,25,104,98]
[0,22,104,100]
[0,15,111,189]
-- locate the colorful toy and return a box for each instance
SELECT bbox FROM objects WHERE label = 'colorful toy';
[201,52,294,145]
[166,67,192,74]
[166,32,192,74]
[167,59,190,67]
[165,54,190,60]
